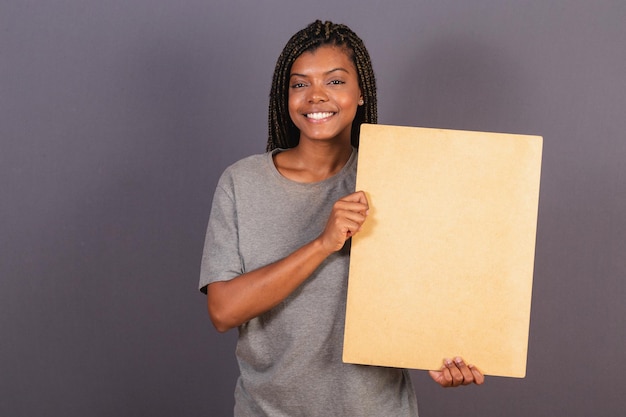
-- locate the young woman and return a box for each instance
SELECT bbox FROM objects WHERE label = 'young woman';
[200,20,483,416]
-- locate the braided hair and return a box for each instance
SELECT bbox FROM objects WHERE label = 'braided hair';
[267,20,377,151]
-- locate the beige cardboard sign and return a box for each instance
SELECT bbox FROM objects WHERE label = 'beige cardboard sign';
[343,124,543,378]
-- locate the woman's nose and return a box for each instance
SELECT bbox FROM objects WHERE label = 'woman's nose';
[307,84,328,103]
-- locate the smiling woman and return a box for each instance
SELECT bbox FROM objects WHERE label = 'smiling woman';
[274,45,364,183]
[287,45,363,147]
[267,20,378,151]
[199,20,482,417]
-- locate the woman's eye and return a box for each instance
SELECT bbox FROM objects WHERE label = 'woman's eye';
[290,82,307,88]
[329,80,345,85]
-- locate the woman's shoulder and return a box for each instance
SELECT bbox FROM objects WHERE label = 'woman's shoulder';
[226,152,269,172]
[217,151,274,185]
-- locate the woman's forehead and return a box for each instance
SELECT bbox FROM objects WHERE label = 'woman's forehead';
[291,45,356,73]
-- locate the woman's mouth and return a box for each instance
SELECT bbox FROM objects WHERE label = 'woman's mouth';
[306,112,335,120]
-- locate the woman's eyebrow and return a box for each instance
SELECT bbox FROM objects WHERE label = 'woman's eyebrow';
[289,67,350,78]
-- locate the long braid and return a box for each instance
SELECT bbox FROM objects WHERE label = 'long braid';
[267,20,377,151]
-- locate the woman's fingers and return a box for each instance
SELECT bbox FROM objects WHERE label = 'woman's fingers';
[320,191,369,252]
[469,364,485,385]
[444,358,465,386]
[429,357,485,388]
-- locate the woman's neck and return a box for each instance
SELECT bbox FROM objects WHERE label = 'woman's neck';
[273,140,353,183]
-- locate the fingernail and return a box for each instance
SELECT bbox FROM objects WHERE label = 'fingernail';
[445,358,453,366]
[455,357,463,364]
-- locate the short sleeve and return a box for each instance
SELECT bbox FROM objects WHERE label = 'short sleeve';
[198,172,243,294]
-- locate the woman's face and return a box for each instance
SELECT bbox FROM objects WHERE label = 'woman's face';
[288,45,363,146]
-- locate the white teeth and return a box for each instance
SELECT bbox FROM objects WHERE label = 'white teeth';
[306,112,334,120]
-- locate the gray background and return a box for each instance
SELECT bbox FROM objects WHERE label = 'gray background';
[1,1,624,416]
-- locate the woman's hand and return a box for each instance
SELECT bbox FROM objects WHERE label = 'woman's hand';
[318,191,369,253]
[428,357,485,387]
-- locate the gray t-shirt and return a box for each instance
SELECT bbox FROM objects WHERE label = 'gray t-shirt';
[200,149,418,417]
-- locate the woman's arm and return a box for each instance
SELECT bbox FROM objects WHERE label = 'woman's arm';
[207,191,369,332]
